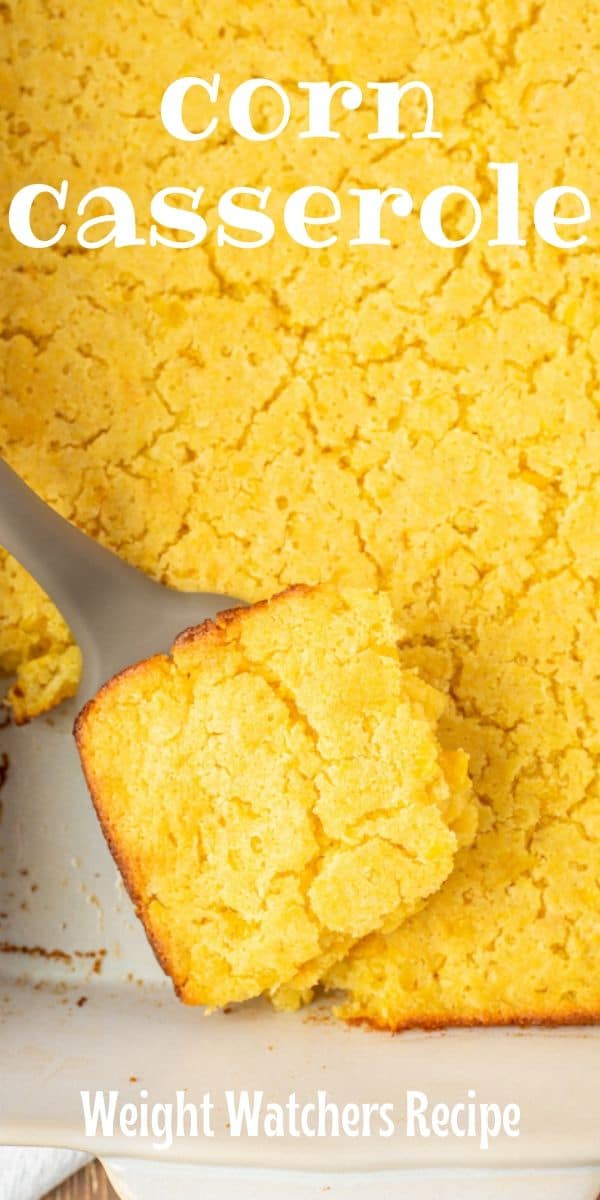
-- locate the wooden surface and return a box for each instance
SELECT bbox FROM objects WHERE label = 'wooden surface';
[42,1161,119,1200]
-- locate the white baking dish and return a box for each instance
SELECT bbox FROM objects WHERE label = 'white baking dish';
[0,693,599,1199]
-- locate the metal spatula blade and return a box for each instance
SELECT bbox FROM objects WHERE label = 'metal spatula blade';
[0,458,242,704]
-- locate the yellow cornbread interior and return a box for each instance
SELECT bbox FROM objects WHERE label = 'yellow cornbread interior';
[0,550,81,724]
[76,586,475,1008]
[2,1,599,1026]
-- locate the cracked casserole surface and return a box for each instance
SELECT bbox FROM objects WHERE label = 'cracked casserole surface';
[1,0,599,1025]
[75,586,476,1009]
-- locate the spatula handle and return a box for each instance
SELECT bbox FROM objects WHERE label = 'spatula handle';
[1,459,85,632]
[0,457,238,697]
[0,458,131,653]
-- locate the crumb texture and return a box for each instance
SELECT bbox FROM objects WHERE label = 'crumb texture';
[1,0,599,1024]
[75,586,475,1007]
[0,550,81,723]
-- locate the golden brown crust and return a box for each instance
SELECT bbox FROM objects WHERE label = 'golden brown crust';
[75,723,181,993]
[172,584,314,649]
[74,653,167,743]
[74,585,312,767]
[344,1009,600,1032]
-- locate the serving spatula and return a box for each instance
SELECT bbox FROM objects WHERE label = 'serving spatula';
[0,457,241,704]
